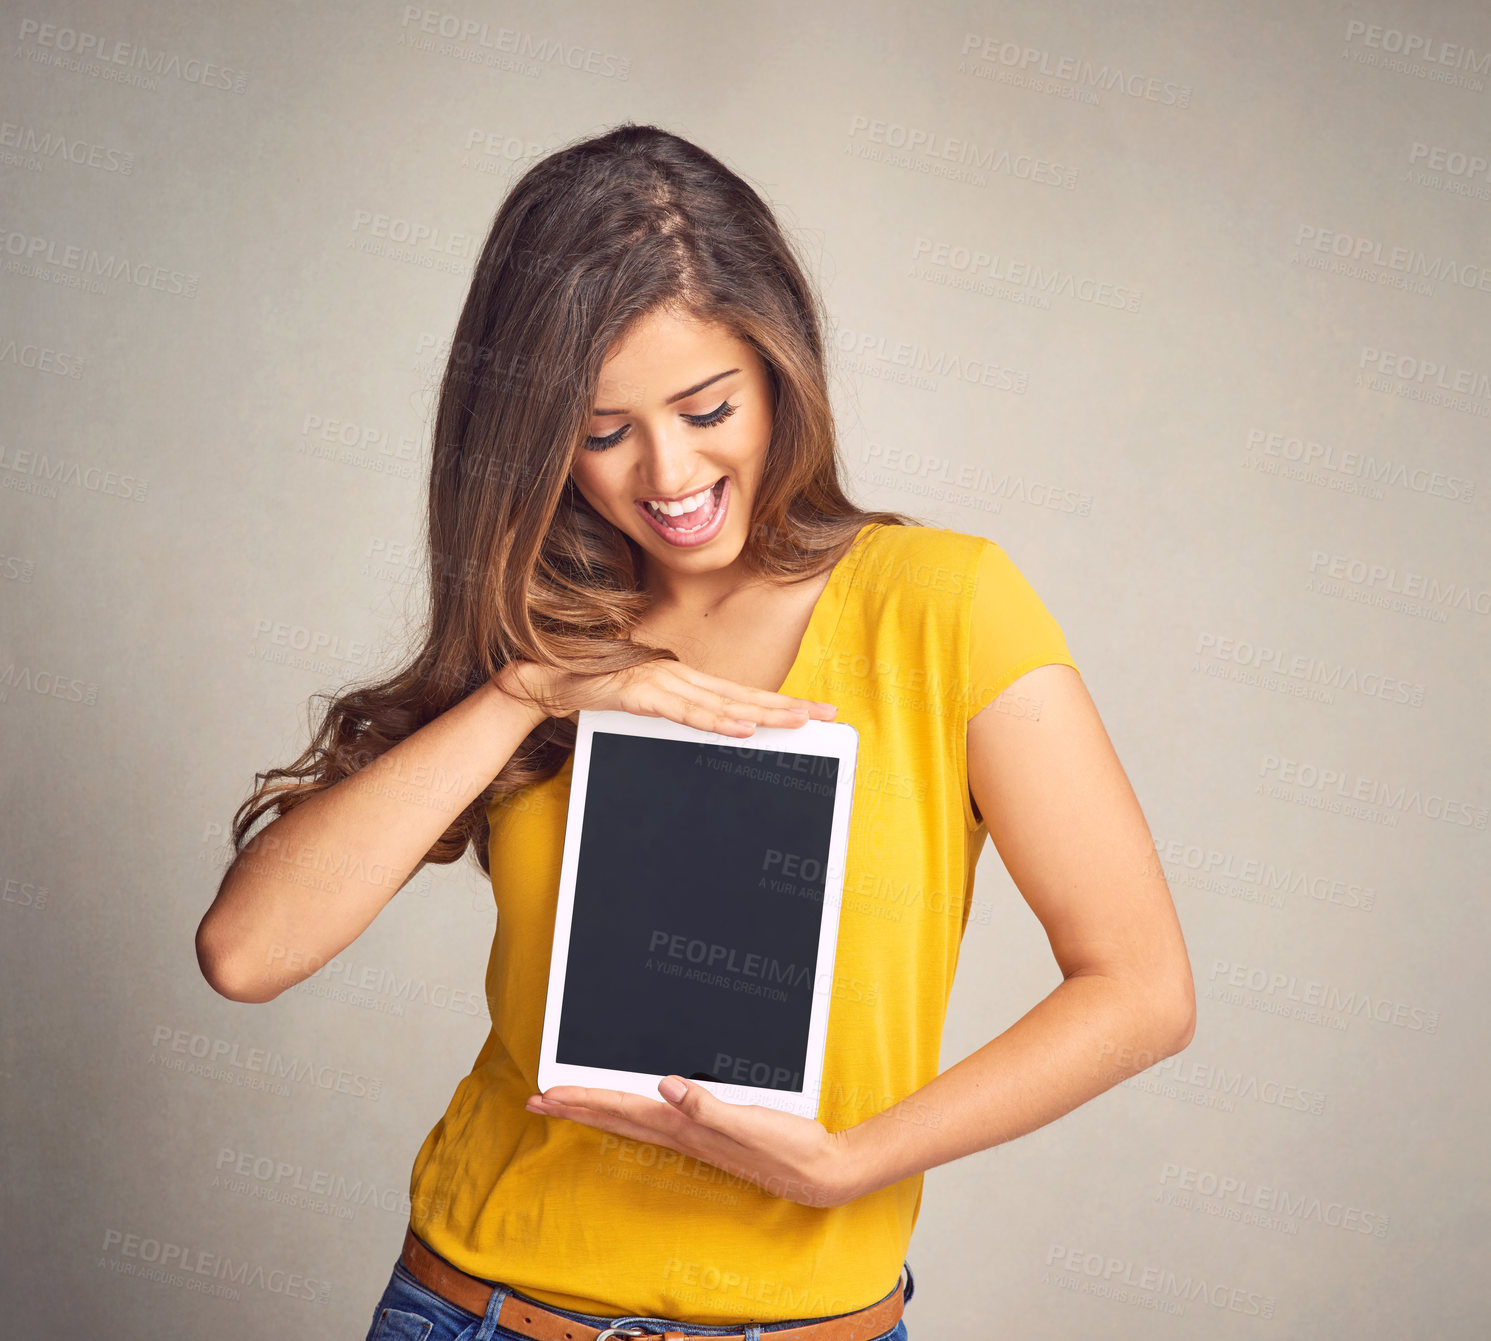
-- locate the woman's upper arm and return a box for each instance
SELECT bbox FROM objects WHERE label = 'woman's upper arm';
[966,663,1195,1034]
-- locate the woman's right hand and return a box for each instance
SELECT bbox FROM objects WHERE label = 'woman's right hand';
[497,658,837,737]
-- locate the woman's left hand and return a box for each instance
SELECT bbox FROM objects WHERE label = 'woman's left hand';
[524,1075,860,1208]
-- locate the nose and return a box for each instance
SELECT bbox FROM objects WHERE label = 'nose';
[633,423,713,500]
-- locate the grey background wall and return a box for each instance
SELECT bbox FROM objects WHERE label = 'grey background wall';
[2,1,1485,1336]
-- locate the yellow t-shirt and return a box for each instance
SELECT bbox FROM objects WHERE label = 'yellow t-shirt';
[408,521,1081,1322]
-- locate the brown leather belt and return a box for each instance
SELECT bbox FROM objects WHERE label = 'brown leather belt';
[400,1227,907,1340]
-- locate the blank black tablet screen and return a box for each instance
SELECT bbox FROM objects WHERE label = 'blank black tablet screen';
[556,731,840,1092]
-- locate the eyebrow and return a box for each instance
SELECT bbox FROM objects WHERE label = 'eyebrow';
[591,367,741,416]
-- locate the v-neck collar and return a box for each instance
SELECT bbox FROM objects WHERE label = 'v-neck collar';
[776,522,877,697]
[550,522,878,777]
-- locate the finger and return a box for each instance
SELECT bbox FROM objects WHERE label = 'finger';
[541,1082,752,1157]
[684,669,829,717]
[654,1079,764,1153]
[653,683,762,737]
[537,1100,689,1149]
[536,1092,732,1161]
[542,1085,691,1129]
[664,670,837,729]
[625,675,764,737]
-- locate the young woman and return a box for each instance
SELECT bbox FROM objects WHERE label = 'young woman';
[196,122,1195,1341]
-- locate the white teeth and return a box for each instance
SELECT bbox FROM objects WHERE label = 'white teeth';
[644,482,716,517]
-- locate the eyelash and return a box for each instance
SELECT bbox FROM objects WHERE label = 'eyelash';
[581,399,738,452]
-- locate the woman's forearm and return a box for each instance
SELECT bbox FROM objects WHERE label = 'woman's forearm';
[839,973,1194,1202]
[197,667,549,1002]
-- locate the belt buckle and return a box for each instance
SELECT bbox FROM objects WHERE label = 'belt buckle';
[594,1329,650,1340]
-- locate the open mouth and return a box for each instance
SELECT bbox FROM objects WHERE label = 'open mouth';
[637,476,727,537]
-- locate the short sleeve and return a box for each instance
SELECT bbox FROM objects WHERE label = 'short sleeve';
[965,540,1080,721]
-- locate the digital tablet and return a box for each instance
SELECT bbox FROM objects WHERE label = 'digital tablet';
[536,708,859,1119]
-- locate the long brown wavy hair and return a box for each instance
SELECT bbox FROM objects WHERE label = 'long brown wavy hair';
[230,122,921,878]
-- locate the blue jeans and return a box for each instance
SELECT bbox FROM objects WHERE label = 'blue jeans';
[364,1246,914,1340]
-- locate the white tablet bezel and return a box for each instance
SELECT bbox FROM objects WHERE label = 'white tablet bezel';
[537,708,859,1120]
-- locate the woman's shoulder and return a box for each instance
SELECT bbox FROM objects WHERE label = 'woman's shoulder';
[855,522,989,594]
[831,525,990,650]
[859,520,988,556]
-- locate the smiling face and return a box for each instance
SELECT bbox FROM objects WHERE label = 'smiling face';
[568,305,774,602]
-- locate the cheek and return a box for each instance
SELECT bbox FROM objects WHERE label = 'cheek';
[739,408,773,464]
[565,461,594,506]
[569,457,624,511]
[568,452,601,490]
[751,393,774,436]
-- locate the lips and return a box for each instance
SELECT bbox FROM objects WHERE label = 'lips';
[642,477,724,529]
[636,476,730,546]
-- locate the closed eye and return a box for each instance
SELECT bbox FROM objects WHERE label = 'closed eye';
[583,399,738,452]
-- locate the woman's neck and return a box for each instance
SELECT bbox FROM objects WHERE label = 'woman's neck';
[639,553,759,620]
